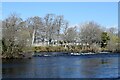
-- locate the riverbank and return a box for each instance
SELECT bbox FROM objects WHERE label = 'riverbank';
[2,51,120,59]
[33,51,120,57]
[2,52,33,59]
[33,46,120,53]
[34,46,92,53]
[2,45,120,59]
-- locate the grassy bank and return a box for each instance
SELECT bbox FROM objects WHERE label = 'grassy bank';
[33,45,120,53]
[2,45,120,59]
[34,45,97,53]
[33,45,88,53]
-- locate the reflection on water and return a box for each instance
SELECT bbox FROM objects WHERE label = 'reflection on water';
[2,53,119,78]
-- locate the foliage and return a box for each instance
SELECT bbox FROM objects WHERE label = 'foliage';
[106,29,120,52]
[2,13,120,59]
[101,32,110,48]
[2,14,32,58]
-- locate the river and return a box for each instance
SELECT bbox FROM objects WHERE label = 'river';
[2,53,120,78]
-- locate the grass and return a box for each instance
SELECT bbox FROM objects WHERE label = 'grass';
[33,45,99,53]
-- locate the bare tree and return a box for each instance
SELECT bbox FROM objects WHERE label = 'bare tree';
[2,14,31,58]
[62,21,69,40]
[63,26,77,43]
[26,16,44,44]
[79,21,102,47]
[25,14,66,46]
[43,14,65,45]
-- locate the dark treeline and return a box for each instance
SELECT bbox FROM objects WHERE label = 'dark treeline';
[1,13,120,58]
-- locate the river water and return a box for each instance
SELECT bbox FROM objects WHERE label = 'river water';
[2,53,119,78]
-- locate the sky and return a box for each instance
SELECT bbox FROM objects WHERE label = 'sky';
[2,2,118,28]
[1,0,119,2]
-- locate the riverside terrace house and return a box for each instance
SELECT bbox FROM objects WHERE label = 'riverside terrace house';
[33,35,63,46]
[31,28,84,47]
[32,36,82,47]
